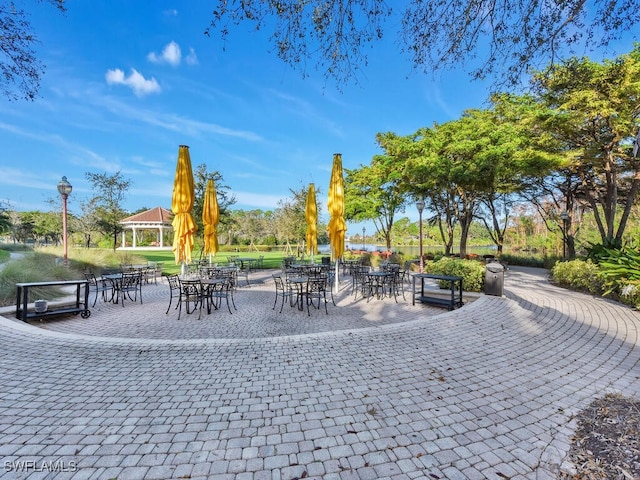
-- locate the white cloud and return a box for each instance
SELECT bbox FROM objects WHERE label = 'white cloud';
[105,68,161,97]
[185,48,198,66]
[147,41,182,66]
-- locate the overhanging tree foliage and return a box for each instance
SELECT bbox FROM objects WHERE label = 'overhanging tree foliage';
[205,0,639,88]
[0,0,66,101]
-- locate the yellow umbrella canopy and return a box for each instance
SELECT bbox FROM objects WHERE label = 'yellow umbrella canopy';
[327,153,346,261]
[171,145,197,265]
[305,183,318,256]
[202,178,219,256]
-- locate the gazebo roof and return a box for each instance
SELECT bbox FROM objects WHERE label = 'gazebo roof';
[120,207,173,226]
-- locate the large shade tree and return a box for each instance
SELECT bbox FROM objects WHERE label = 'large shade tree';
[474,95,564,253]
[344,148,407,251]
[530,45,640,249]
[205,0,639,88]
[376,128,459,255]
[420,116,490,258]
[385,102,560,256]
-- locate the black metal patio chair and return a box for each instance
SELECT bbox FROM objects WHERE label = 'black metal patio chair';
[272,274,294,313]
[84,272,113,307]
[165,274,182,315]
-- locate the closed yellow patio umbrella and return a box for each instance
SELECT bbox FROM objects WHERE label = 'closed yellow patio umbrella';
[327,153,346,261]
[203,178,219,261]
[305,183,318,259]
[171,145,197,271]
[328,153,346,291]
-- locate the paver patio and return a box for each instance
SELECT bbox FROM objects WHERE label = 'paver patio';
[0,266,638,479]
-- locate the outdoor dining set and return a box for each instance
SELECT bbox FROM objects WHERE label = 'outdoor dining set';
[77,253,446,325]
[84,262,162,308]
[165,264,239,319]
[270,257,411,316]
[349,260,411,302]
[272,260,336,315]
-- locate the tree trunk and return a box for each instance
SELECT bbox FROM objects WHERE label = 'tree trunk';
[459,221,470,257]
[385,230,392,251]
[567,235,576,259]
[458,206,475,258]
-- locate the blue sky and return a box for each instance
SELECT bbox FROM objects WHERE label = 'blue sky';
[1,1,502,235]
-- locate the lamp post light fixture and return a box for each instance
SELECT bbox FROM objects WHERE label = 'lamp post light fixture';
[57,176,72,267]
[362,227,366,251]
[416,199,425,273]
[560,209,569,261]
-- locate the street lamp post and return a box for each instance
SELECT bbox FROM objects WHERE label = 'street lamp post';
[560,210,569,261]
[416,199,425,273]
[57,176,73,267]
[362,227,366,251]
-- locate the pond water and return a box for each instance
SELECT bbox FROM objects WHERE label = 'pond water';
[345,243,498,257]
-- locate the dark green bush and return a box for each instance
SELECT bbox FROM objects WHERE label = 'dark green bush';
[424,257,485,292]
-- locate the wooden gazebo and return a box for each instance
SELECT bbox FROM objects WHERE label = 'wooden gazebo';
[119,207,173,249]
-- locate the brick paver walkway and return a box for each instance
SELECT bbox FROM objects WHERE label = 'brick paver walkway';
[0,266,638,479]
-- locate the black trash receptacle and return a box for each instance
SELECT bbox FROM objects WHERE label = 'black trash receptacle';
[485,262,504,296]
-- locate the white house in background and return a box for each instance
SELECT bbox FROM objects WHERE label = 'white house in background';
[119,207,173,249]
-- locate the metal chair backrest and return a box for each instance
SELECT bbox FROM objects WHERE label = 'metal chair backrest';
[273,274,286,291]
[84,272,98,286]
[167,274,180,291]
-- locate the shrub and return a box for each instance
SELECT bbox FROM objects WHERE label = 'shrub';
[596,247,640,308]
[499,252,557,269]
[425,257,485,292]
[550,259,604,295]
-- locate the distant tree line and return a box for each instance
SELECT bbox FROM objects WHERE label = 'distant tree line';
[0,170,331,255]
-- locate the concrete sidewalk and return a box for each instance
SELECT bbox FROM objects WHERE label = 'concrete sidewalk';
[0,267,638,479]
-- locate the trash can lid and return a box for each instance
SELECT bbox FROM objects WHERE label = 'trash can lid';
[486,263,504,273]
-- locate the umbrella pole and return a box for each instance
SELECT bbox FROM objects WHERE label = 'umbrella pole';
[334,258,340,294]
